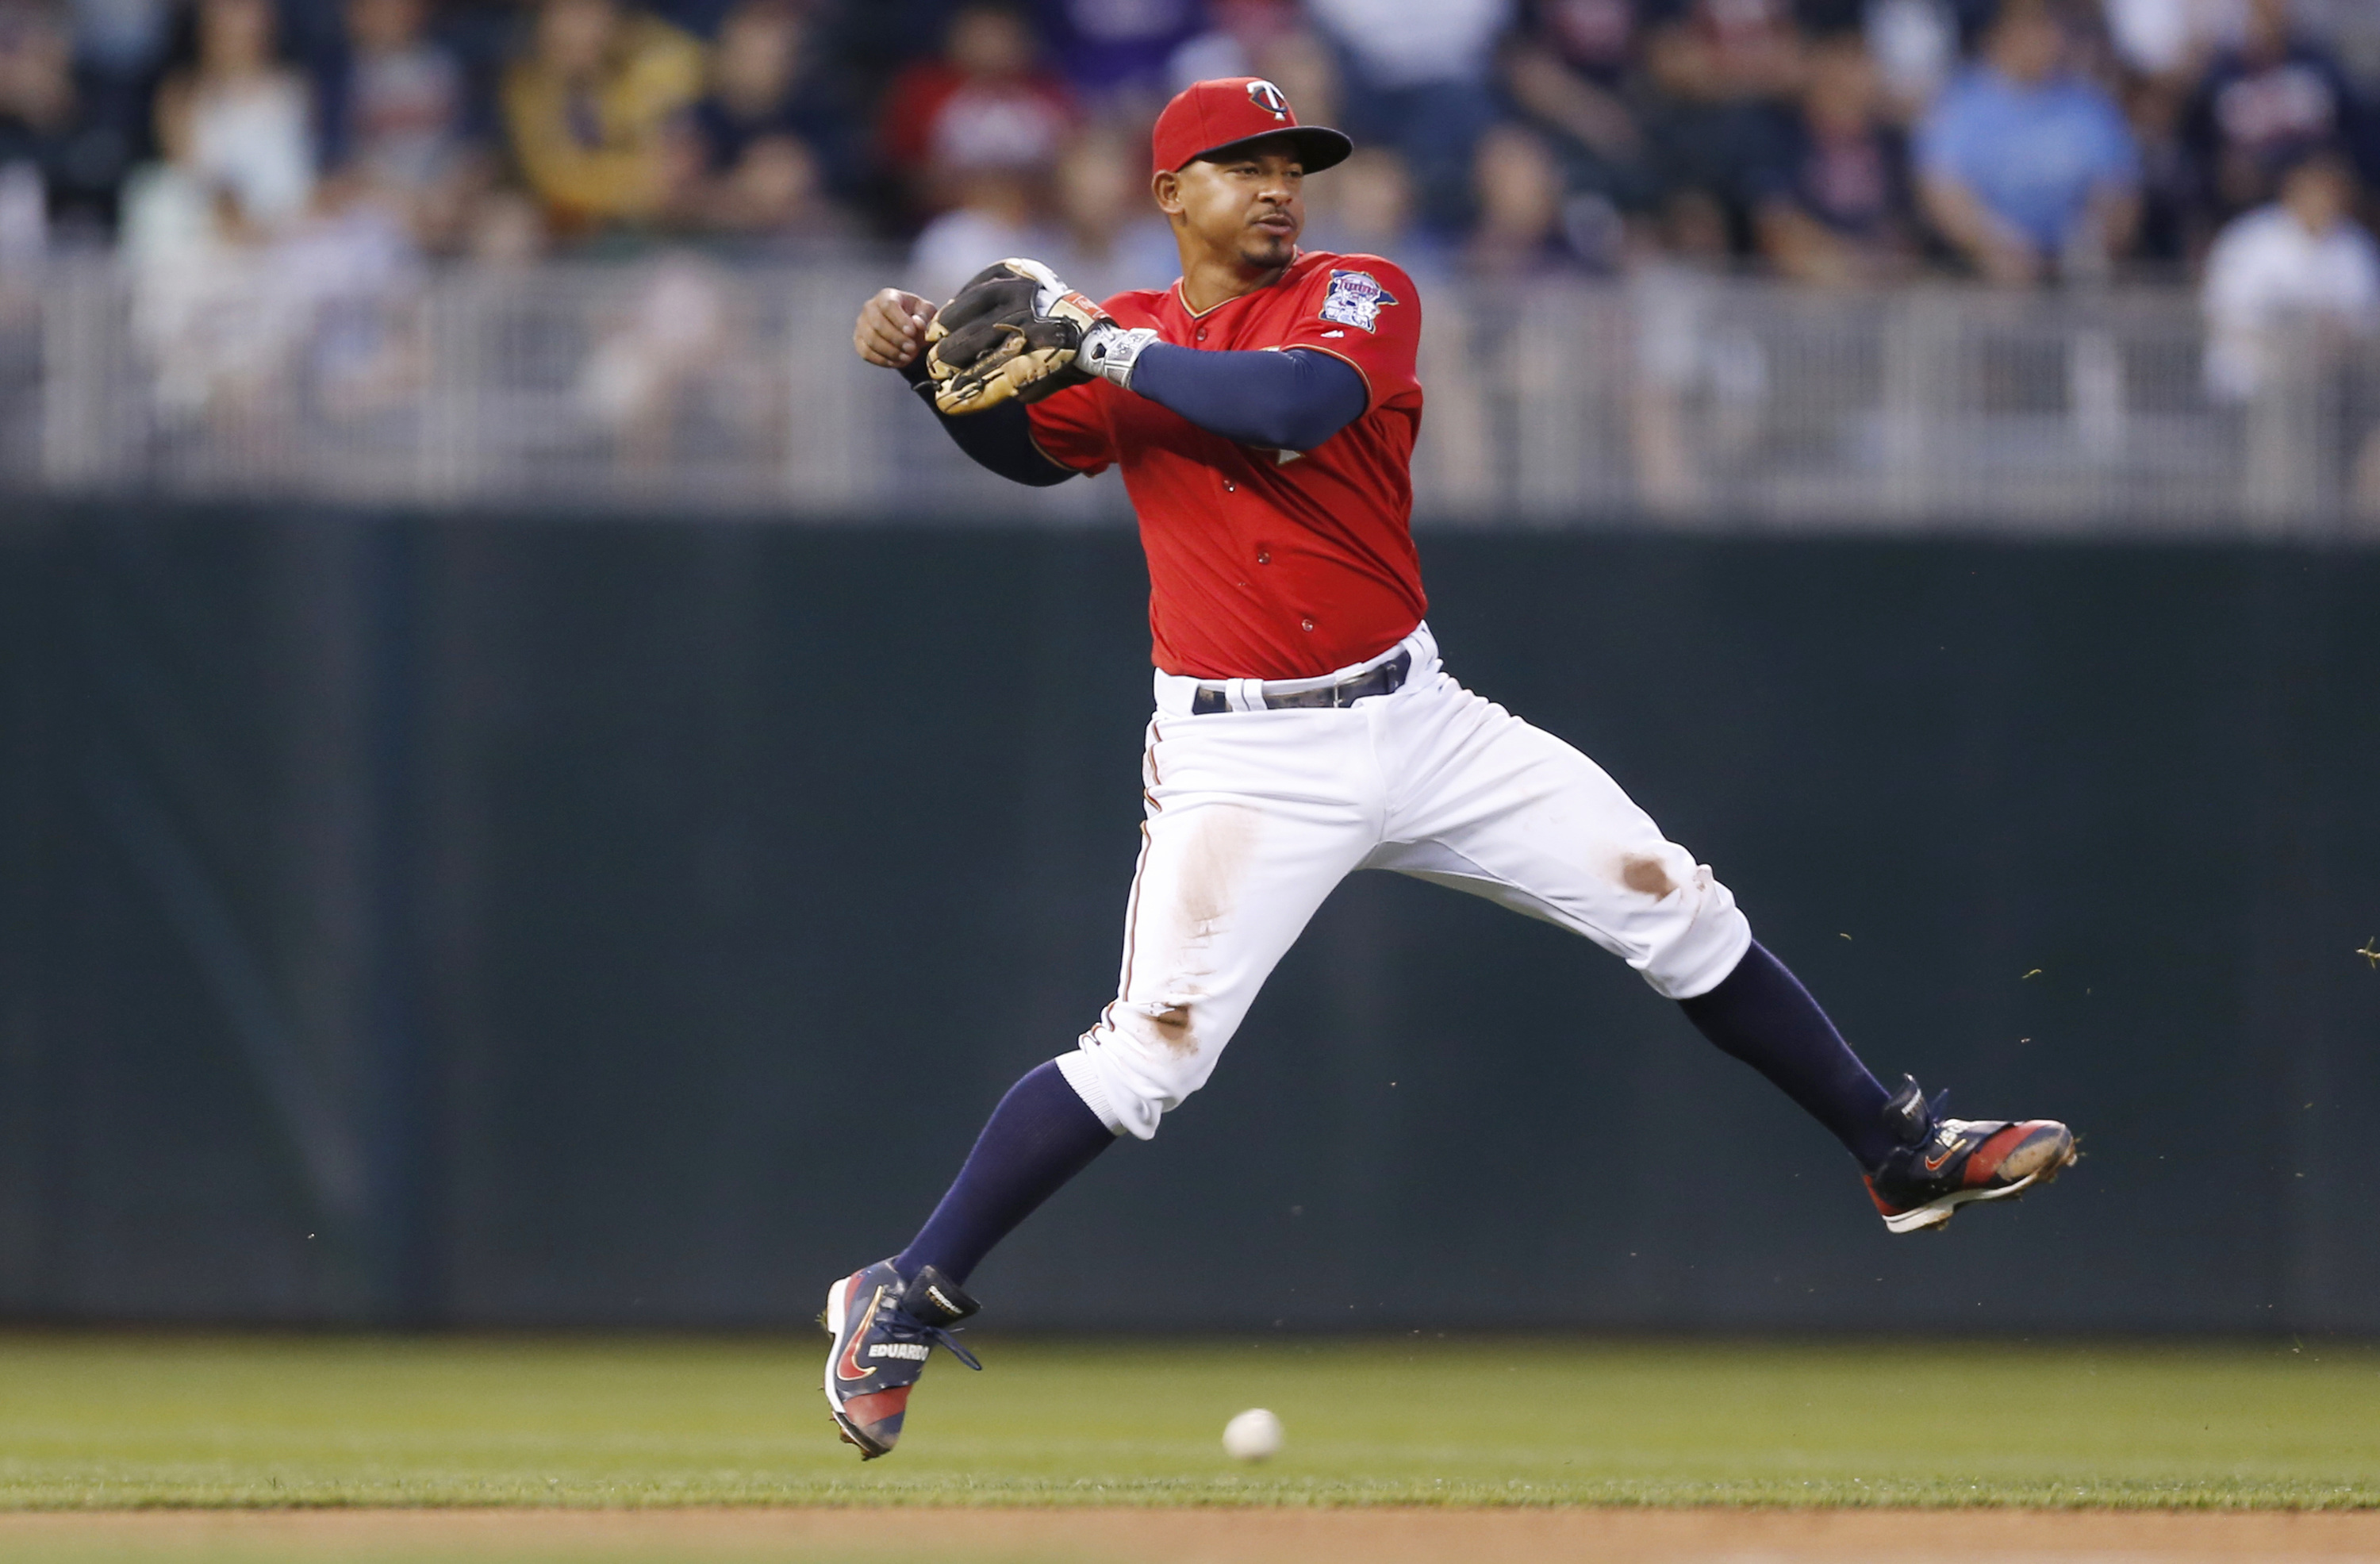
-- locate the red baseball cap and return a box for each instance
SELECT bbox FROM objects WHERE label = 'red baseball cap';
[1150,77,1353,178]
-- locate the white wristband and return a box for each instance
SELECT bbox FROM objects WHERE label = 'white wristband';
[1081,322,1160,390]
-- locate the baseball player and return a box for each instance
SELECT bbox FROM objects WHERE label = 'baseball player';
[823,78,2076,1460]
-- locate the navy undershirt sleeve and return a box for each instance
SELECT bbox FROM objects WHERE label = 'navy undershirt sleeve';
[900,361,1077,487]
[1129,345,1368,452]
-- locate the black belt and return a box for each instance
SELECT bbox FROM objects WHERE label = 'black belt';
[1190,649,1412,715]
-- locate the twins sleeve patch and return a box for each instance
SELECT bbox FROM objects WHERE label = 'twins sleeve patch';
[1319,269,1398,333]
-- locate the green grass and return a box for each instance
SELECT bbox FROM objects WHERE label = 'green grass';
[0,1333,2370,1509]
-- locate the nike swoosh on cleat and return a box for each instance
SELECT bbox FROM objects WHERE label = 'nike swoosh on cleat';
[1923,1151,1953,1171]
[835,1286,884,1383]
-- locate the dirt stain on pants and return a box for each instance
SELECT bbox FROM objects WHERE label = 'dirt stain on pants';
[1131,803,1262,1057]
[1621,854,1676,897]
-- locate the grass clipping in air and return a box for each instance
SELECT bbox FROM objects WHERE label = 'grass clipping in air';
[0,1334,2370,1509]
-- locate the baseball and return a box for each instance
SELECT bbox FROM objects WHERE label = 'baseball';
[1222,1407,1283,1462]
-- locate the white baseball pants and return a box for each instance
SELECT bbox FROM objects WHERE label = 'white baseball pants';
[1056,624,1754,1140]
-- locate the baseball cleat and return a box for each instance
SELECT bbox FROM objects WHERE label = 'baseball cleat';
[820,1259,981,1458]
[1864,1074,2076,1234]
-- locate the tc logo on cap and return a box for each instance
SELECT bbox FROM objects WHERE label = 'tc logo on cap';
[1246,79,1291,120]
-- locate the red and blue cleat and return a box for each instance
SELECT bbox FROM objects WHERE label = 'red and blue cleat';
[820,1259,981,1458]
[1864,1075,2077,1234]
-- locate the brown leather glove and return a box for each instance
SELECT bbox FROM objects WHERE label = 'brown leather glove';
[924,259,1112,415]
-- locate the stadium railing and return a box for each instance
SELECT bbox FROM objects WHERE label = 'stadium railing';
[6,255,2376,538]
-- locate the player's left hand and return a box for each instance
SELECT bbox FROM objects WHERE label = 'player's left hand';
[925,259,1109,415]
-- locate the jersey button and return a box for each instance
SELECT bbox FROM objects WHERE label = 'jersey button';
[1195,328,1207,341]
[1224,481,1235,492]
[1300,617,1315,632]
[1257,551,1270,565]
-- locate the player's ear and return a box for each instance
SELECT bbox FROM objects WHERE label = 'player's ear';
[1152,167,1184,217]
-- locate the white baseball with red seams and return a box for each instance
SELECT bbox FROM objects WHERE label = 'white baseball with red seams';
[1054,624,1753,1142]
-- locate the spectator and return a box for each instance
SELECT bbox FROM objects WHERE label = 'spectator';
[1749,29,1916,285]
[1864,0,1959,113]
[65,0,172,146]
[2202,148,2378,400]
[1167,0,1341,132]
[1038,128,1178,296]
[147,0,315,241]
[1941,0,2009,43]
[1303,0,1511,230]
[877,4,1073,223]
[576,252,760,469]
[0,0,133,244]
[327,0,478,248]
[502,0,704,232]
[680,1,855,188]
[1463,119,1610,275]
[671,0,858,242]
[2126,69,2210,266]
[2102,0,2244,80]
[1302,143,1445,275]
[2186,0,2366,220]
[898,9,1075,303]
[2292,2,2380,97]
[1038,0,1204,109]
[1169,0,1280,81]
[331,0,463,186]
[1640,0,1805,236]
[1503,0,1661,214]
[905,159,1054,302]
[259,171,425,420]
[1915,0,2140,284]
[674,124,845,246]
[1644,0,1804,109]
[67,0,170,79]
[120,0,421,429]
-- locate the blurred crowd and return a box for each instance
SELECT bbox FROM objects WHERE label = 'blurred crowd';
[2,0,2378,398]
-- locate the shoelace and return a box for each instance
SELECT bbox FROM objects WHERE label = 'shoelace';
[881,1307,984,1372]
[1881,1089,1961,1175]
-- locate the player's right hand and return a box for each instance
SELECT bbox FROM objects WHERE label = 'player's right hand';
[854,288,937,371]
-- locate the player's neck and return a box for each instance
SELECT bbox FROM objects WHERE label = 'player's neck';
[1177,250,1292,315]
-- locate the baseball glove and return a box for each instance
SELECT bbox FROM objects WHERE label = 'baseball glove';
[924,259,1110,414]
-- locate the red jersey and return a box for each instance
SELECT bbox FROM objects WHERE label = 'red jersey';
[1026,249,1427,680]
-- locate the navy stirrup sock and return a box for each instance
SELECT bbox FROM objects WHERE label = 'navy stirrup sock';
[1677,941,1897,1169]
[896,1060,1116,1286]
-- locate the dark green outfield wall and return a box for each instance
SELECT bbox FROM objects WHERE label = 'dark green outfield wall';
[0,505,2374,1332]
